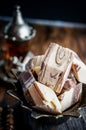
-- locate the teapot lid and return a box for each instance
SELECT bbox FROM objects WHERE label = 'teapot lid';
[4,6,36,42]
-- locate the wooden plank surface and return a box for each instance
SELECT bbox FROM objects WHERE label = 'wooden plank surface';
[0,20,86,130]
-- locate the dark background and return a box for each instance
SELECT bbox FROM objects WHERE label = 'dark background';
[0,0,86,23]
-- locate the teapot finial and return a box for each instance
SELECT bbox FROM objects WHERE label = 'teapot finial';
[16,5,20,10]
[12,5,25,25]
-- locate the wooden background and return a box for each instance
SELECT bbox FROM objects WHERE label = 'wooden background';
[0,21,86,62]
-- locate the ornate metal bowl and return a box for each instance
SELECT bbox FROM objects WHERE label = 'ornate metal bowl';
[6,79,86,124]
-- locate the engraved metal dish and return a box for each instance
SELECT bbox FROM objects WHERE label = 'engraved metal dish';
[6,77,86,124]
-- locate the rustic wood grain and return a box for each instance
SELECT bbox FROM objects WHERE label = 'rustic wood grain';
[0,21,86,63]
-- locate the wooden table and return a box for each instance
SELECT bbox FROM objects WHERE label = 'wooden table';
[0,18,86,130]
